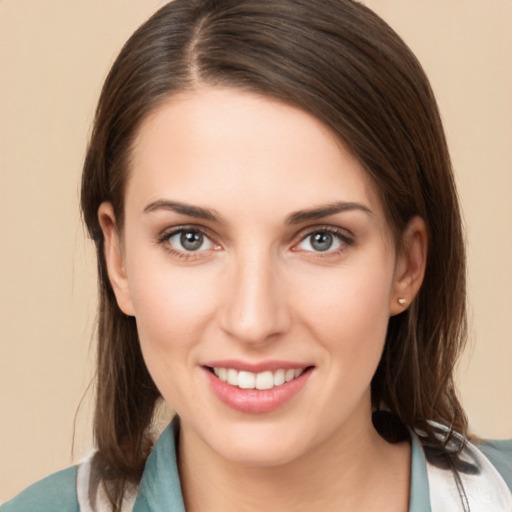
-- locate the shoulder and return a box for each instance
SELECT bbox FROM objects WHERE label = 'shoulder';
[1,466,79,512]
[475,438,512,490]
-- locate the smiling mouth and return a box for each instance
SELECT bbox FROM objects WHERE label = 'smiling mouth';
[207,367,312,390]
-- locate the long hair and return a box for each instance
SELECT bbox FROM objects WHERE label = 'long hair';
[81,0,467,508]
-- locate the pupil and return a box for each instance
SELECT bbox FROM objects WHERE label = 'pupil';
[311,232,332,251]
[181,231,203,251]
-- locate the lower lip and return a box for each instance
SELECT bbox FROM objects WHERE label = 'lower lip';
[204,367,312,414]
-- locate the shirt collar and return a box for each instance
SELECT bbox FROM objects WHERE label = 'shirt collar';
[409,431,432,511]
[132,418,185,512]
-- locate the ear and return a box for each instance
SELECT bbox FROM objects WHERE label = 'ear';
[97,202,135,316]
[389,216,428,316]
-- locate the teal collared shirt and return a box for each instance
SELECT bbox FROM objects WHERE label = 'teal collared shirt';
[3,420,512,512]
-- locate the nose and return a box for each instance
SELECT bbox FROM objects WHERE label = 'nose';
[219,249,292,346]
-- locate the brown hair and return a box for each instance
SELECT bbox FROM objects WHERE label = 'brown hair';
[81,0,467,508]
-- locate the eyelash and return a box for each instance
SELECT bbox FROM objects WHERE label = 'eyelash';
[157,226,219,261]
[156,225,355,261]
[294,227,355,258]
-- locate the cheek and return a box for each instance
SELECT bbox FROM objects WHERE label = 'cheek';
[124,249,221,387]
[132,273,210,343]
[292,256,394,373]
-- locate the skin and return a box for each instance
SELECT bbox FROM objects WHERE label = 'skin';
[99,87,427,511]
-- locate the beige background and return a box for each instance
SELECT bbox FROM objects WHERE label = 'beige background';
[1,0,511,502]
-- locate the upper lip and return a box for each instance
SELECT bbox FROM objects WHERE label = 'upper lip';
[203,359,312,373]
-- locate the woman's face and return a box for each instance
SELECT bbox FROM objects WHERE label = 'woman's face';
[101,87,418,466]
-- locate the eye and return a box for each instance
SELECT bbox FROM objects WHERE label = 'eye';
[295,229,351,253]
[165,228,217,253]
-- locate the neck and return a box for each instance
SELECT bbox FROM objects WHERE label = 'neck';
[177,406,411,512]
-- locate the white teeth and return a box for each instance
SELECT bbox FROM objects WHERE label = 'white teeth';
[238,371,256,389]
[255,371,274,390]
[274,369,285,386]
[211,367,307,389]
[227,368,238,386]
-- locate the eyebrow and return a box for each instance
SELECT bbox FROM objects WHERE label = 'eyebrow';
[285,201,373,224]
[143,200,224,223]
[143,199,372,224]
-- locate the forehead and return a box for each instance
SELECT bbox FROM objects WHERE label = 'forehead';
[126,87,387,225]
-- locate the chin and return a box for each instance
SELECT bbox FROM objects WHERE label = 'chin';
[200,418,317,468]
[217,438,308,468]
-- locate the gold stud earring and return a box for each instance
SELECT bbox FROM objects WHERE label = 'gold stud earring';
[397,298,407,306]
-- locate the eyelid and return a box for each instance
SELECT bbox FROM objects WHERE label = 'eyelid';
[292,225,355,254]
[157,224,221,259]
[158,223,216,242]
[156,223,354,260]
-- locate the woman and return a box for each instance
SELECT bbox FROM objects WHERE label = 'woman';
[3,0,511,511]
